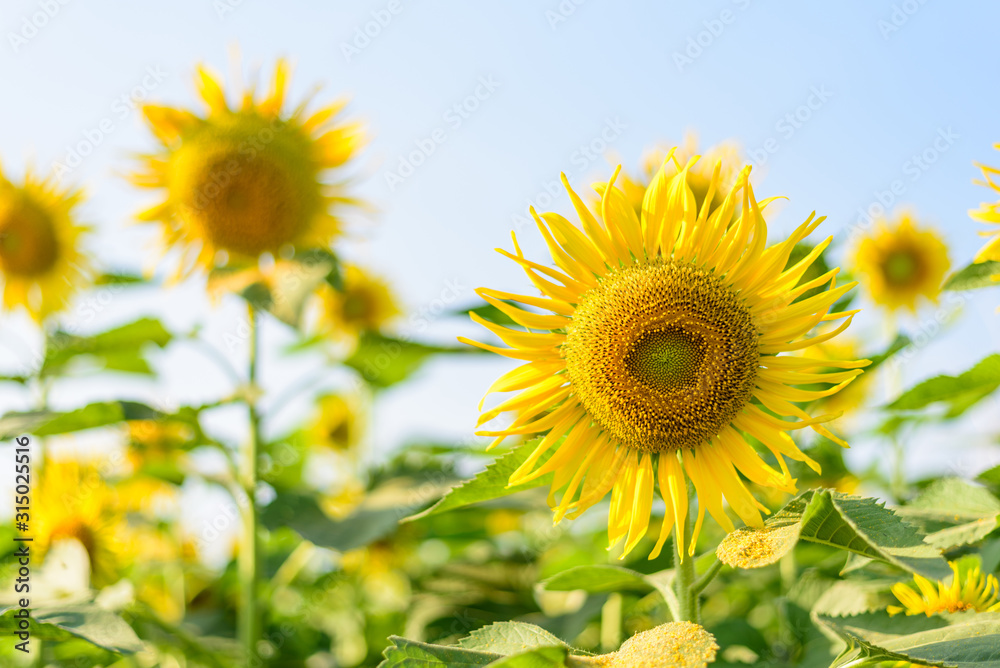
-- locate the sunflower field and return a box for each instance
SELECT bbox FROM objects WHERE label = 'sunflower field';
[2,3,1000,667]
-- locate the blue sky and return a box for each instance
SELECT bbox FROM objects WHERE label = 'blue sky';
[1,0,999,497]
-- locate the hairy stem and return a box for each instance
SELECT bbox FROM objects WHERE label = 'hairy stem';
[238,305,262,662]
[674,483,698,623]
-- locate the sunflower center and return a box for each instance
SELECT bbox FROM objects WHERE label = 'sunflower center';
[882,248,923,286]
[0,196,59,277]
[170,116,321,258]
[564,261,760,453]
[341,289,373,323]
[625,328,707,390]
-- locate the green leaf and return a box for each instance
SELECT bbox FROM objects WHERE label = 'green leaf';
[819,611,1000,667]
[888,354,1000,416]
[745,491,950,580]
[94,272,147,286]
[345,332,477,389]
[802,492,950,579]
[979,465,1000,490]
[458,622,569,655]
[405,440,552,522]
[0,604,143,655]
[0,401,161,439]
[42,318,172,376]
[540,564,681,620]
[945,260,1000,291]
[455,301,520,326]
[541,565,655,595]
[812,580,893,618]
[262,477,450,551]
[866,334,911,371]
[906,478,1000,521]
[378,636,499,667]
[898,478,1000,550]
[486,646,569,667]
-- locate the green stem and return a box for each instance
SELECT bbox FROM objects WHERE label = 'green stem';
[690,555,723,597]
[600,592,622,652]
[674,484,698,623]
[238,305,262,662]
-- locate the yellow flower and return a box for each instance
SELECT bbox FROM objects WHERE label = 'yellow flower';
[795,337,873,422]
[34,459,126,587]
[131,58,365,278]
[970,149,1000,280]
[851,211,950,313]
[464,150,866,560]
[888,561,1000,616]
[125,418,194,471]
[318,264,401,339]
[308,393,363,453]
[618,135,742,219]
[0,165,91,321]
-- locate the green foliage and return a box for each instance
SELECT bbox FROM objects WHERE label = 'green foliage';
[262,477,450,551]
[898,478,1000,550]
[0,604,143,655]
[945,260,1000,291]
[0,400,161,439]
[541,565,656,595]
[42,317,173,376]
[820,611,1000,667]
[346,331,477,389]
[734,490,951,579]
[457,622,570,654]
[888,354,1000,416]
[407,439,552,521]
[379,623,576,668]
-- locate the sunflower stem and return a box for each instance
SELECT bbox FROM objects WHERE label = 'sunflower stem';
[690,555,723,597]
[238,304,263,663]
[674,482,699,623]
[600,592,623,652]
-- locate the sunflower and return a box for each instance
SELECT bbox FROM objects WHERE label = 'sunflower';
[131,58,365,278]
[970,149,1000,281]
[618,134,742,219]
[317,264,401,339]
[851,211,950,313]
[463,150,866,559]
[125,418,194,472]
[308,393,363,453]
[0,165,91,321]
[34,459,126,587]
[888,561,1000,616]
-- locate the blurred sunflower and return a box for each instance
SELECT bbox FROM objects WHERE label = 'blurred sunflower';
[317,264,400,339]
[35,459,126,587]
[618,134,742,219]
[308,393,363,453]
[125,418,194,472]
[888,561,1000,616]
[970,150,1000,282]
[464,151,866,559]
[0,165,91,321]
[131,58,365,278]
[851,212,949,314]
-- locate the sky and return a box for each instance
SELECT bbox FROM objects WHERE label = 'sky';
[1,0,1000,523]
